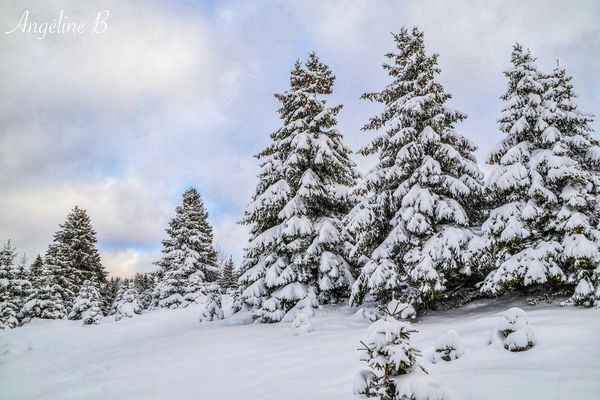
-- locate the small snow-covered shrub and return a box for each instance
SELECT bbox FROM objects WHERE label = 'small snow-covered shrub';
[291,313,313,336]
[199,291,224,323]
[68,281,103,325]
[430,330,465,363]
[230,288,244,314]
[356,299,454,400]
[358,317,421,398]
[110,282,142,321]
[561,276,599,308]
[490,307,535,352]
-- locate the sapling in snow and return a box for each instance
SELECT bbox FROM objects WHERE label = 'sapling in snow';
[110,281,142,321]
[199,284,224,322]
[355,316,422,398]
[430,330,465,363]
[490,307,535,352]
[561,275,600,308]
[355,300,453,400]
[68,280,103,325]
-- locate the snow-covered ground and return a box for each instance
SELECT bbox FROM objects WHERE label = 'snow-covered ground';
[1,298,599,400]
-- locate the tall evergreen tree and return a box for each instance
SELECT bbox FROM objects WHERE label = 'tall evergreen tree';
[480,45,600,307]
[238,53,358,322]
[153,188,219,309]
[44,206,106,308]
[346,27,484,309]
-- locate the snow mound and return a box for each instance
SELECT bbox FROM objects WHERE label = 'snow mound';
[396,372,456,400]
[430,330,465,363]
[291,313,313,336]
[490,307,535,351]
[352,369,375,395]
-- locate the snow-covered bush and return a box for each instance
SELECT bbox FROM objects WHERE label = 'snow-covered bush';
[430,330,465,363]
[561,275,600,308]
[68,280,103,325]
[110,282,142,321]
[356,317,421,398]
[490,307,535,352]
[356,316,454,400]
[356,298,453,400]
[291,313,313,336]
[199,288,224,323]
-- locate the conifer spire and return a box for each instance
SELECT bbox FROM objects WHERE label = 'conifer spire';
[239,52,357,322]
[43,206,106,308]
[153,188,219,308]
[347,27,484,309]
[481,45,600,306]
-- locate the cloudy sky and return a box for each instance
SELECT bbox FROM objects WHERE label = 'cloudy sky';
[1,0,599,277]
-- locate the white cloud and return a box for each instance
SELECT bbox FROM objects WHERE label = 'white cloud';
[102,248,159,278]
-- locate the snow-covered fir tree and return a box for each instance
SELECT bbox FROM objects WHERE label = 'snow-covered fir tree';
[355,300,453,400]
[356,317,421,398]
[110,280,142,321]
[545,66,600,307]
[68,280,103,325]
[0,241,22,329]
[238,52,358,322]
[218,256,238,292]
[198,284,224,323]
[44,206,106,308]
[346,27,484,309]
[480,45,600,306]
[100,277,122,316]
[133,272,155,310]
[21,258,67,320]
[153,188,219,309]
